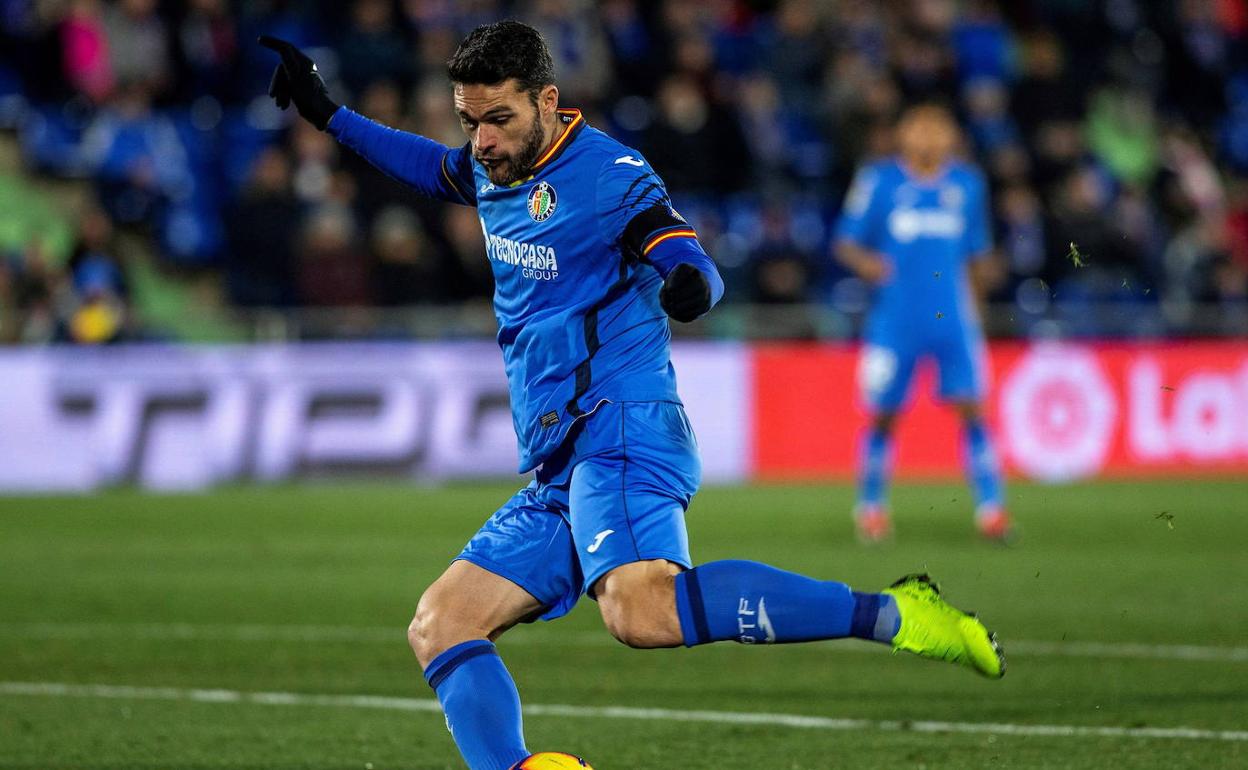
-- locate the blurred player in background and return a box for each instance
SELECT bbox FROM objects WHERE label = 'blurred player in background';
[263,24,1004,770]
[836,104,1012,543]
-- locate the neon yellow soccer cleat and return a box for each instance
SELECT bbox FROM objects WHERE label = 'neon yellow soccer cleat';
[883,573,1006,679]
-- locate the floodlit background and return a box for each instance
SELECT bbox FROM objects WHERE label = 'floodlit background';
[0,0,1246,486]
[0,2,1245,769]
[2,0,1248,341]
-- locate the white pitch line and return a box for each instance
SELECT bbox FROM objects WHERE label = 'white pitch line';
[0,622,405,644]
[1,622,1246,664]
[1007,640,1248,664]
[1,682,1245,743]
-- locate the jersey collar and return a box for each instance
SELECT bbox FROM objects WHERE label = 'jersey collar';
[503,109,585,187]
[897,157,953,186]
[529,108,585,173]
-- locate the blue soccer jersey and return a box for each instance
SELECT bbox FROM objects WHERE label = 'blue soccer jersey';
[836,158,991,343]
[836,158,993,409]
[329,107,721,472]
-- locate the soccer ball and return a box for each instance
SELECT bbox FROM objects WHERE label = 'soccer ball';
[509,752,593,769]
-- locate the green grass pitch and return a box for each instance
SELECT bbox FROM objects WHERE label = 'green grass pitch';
[1,479,1245,769]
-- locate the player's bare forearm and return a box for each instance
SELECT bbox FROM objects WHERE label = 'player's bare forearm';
[969,251,1005,299]
[836,240,892,284]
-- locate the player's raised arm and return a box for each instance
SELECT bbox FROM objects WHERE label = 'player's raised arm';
[258,36,475,206]
[595,156,724,322]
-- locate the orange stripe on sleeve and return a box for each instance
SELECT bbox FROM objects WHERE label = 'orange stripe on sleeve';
[642,229,698,256]
[440,154,468,201]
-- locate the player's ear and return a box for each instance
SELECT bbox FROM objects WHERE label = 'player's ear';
[538,84,558,117]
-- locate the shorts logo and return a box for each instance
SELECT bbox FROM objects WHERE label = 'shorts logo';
[527,181,557,222]
[586,529,615,554]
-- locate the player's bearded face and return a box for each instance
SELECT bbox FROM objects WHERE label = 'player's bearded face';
[456,82,549,186]
[490,109,544,185]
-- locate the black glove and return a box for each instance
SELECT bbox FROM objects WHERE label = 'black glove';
[258,35,339,130]
[659,263,712,323]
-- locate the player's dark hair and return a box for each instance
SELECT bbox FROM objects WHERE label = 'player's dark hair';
[447,21,555,99]
[899,99,958,125]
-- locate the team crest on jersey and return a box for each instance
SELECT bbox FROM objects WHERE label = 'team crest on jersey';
[940,184,965,209]
[527,181,557,222]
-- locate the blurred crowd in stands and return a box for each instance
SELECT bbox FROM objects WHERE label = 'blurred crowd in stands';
[2,0,1248,343]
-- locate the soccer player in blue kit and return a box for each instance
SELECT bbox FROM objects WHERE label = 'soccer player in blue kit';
[262,23,1004,769]
[836,104,1012,543]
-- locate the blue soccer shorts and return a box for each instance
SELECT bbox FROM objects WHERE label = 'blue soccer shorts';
[858,328,988,413]
[455,400,701,621]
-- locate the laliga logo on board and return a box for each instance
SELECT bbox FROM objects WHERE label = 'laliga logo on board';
[1128,358,1248,462]
[999,345,1116,482]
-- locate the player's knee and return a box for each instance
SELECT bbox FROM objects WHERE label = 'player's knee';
[601,599,676,649]
[407,604,439,668]
[595,561,682,649]
[408,589,464,668]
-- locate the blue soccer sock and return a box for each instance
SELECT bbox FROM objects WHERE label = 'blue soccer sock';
[673,560,900,647]
[857,426,893,508]
[962,418,1004,512]
[423,640,529,770]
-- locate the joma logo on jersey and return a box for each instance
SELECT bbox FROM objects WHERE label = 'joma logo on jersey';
[527,181,557,222]
[480,219,559,281]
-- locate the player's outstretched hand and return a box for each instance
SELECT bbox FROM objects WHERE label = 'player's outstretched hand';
[258,35,339,131]
[660,263,712,323]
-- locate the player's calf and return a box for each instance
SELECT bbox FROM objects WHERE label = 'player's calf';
[409,560,542,770]
[672,559,899,646]
[594,560,685,649]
